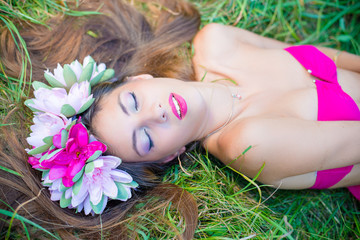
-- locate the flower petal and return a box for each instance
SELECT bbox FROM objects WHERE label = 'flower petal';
[66,159,86,179]
[49,165,67,180]
[103,179,118,199]
[68,123,89,147]
[101,155,121,168]
[50,190,63,201]
[110,169,133,183]
[62,176,75,188]
[71,184,88,207]
[89,184,102,206]
[65,188,72,199]
[53,133,62,148]
[83,195,92,215]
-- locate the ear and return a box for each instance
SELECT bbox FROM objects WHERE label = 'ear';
[126,74,153,81]
[161,146,186,164]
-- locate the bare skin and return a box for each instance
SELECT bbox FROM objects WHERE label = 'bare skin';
[192,23,360,189]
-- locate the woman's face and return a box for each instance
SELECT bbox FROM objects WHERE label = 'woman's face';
[92,75,207,163]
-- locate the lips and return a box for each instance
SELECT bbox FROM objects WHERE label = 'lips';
[169,93,187,120]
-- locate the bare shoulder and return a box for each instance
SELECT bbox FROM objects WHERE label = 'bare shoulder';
[193,23,254,65]
[205,117,264,163]
[193,23,290,59]
[207,116,360,183]
[192,24,262,82]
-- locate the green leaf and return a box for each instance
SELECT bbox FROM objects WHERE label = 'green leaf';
[72,175,84,195]
[42,136,53,145]
[77,98,95,114]
[115,182,130,200]
[0,209,60,240]
[85,161,95,174]
[63,64,77,87]
[86,30,99,38]
[28,144,50,155]
[66,119,77,131]
[60,181,70,192]
[61,104,77,117]
[122,180,139,188]
[44,72,64,88]
[86,150,103,163]
[61,129,69,148]
[0,165,22,177]
[72,166,85,183]
[60,192,71,208]
[336,35,352,42]
[41,170,50,179]
[99,69,115,83]
[90,195,105,214]
[40,148,63,163]
[89,70,104,86]
[39,152,49,163]
[32,81,51,90]
[24,99,40,112]
[79,62,94,82]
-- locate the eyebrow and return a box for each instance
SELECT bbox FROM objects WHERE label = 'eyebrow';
[132,131,141,156]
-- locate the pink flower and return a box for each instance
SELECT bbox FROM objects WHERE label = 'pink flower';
[42,123,107,187]
[29,87,68,115]
[25,82,94,117]
[70,156,136,214]
[44,63,66,87]
[67,82,93,113]
[27,113,69,149]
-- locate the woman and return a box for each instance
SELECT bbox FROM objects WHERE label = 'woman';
[0,0,201,239]
[88,23,360,193]
[0,0,359,238]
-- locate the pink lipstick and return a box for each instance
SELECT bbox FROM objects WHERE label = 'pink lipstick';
[169,93,187,120]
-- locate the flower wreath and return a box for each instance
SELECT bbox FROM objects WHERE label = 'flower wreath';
[25,56,138,215]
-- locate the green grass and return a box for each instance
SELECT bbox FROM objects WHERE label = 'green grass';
[1,0,359,239]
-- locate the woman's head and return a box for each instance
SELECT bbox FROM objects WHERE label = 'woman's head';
[83,74,207,164]
[0,0,201,238]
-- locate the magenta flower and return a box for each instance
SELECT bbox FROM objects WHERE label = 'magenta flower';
[42,123,107,187]
[28,156,42,169]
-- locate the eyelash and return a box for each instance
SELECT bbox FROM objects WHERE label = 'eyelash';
[130,92,138,110]
[144,129,154,151]
[130,92,153,152]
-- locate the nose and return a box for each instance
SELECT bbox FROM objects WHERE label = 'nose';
[142,103,167,125]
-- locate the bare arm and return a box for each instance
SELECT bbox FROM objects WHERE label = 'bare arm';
[194,23,360,73]
[214,117,360,185]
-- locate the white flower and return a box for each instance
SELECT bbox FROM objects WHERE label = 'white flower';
[27,113,69,148]
[39,152,137,215]
[44,64,66,87]
[43,56,113,90]
[30,87,68,115]
[67,82,93,113]
[69,60,83,81]
[25,81,94,117]
[42,173,63,201]
[70,156,136,215]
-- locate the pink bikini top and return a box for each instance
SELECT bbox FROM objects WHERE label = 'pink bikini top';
[284,45,360,121]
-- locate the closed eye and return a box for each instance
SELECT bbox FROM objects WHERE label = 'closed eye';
[130,92,138,110]
[144,128,154,151]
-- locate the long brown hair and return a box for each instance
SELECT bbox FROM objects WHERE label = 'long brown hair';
[0,0,200,239]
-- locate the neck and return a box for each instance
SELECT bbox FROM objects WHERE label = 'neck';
[190,82,243,140]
